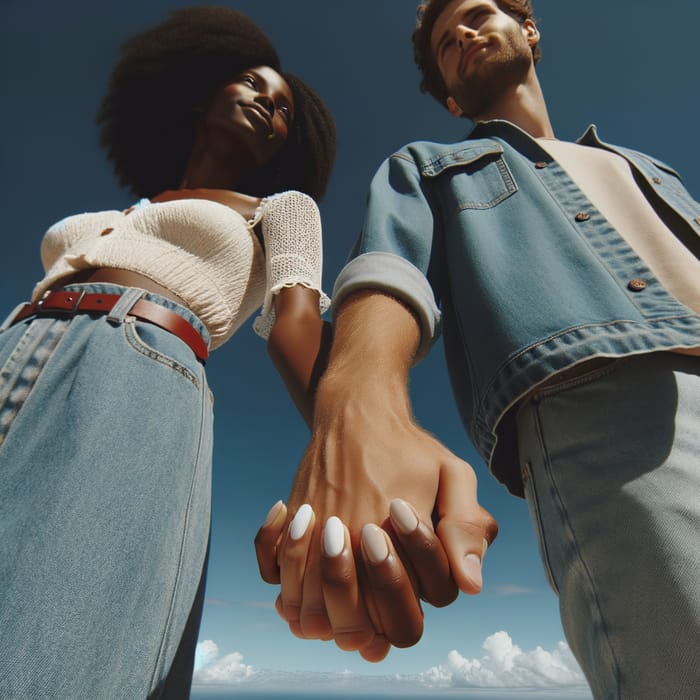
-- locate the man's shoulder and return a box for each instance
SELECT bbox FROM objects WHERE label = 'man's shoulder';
[579,125,683,179]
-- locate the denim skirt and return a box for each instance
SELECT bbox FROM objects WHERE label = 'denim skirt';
[0,285,214,699]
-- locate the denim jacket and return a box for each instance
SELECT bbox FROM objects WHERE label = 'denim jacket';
[332,120,700,495]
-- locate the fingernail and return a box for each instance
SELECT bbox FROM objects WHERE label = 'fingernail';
[389,498,419,534]
[464,553,483,589]
[322,516,345,557]
[289,504,313,540]
[262,500,284,527]
[362,524,389,564]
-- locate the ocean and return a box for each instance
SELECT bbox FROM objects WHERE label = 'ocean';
[191,691,593,700]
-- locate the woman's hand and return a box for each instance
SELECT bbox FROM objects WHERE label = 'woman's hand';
[255,493,496,659]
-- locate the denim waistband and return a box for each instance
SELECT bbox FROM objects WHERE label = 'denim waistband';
[58,283,211,348]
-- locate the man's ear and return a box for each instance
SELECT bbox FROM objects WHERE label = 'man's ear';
[446,96,463,118]
[523,19,539,47]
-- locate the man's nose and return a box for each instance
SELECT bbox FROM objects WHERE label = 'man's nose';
[456,24,477,49]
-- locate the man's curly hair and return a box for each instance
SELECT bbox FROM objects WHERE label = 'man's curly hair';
[97,6,336,201]
[413,0,541,108]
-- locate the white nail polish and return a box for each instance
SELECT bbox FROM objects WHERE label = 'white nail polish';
[389,498,419,535]
[289,504,313,541]
[464,552,483,589]
[362,524,389,564]
[323,516,345,557]
[262,500,283,527]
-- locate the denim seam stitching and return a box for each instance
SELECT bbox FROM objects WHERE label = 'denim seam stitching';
[0,320,67,449]
[532,401,622,696]
[122,320,200,389]
[148,370,209,695]
[532,359,625,401]
[521,461,559,594]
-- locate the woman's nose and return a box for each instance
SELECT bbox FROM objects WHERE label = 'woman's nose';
[255,93,275,116]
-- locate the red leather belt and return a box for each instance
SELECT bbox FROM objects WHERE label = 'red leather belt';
[10,290,209,361]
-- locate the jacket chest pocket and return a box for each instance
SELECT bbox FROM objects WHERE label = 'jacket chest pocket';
[420,142,517,211]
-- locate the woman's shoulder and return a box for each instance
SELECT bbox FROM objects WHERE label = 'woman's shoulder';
[261,190,320,219]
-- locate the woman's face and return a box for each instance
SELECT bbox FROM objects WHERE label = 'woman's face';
[202,65,295,169]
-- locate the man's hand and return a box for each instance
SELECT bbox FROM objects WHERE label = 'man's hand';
[254,291,497,657]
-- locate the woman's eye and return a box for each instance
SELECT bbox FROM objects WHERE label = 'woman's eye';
[242,75,257,89]
[278,104,291,124]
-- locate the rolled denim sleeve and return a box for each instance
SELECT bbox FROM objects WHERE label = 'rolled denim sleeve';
[332,151,442,360]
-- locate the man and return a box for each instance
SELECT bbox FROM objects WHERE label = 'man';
[259,1,700,696]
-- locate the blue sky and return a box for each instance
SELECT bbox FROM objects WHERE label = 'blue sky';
[1,0,698,696]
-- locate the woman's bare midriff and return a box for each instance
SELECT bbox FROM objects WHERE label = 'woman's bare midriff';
[51,268,189,308]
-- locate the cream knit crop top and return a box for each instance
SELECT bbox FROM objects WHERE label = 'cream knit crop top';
[34,191,323,350]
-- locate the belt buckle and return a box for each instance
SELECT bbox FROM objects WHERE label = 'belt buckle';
[37,289,87,315]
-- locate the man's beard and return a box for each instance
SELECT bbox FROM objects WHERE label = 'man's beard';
[449,34,532,120]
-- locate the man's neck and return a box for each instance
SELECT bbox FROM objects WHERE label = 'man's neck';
[473,68,554,139]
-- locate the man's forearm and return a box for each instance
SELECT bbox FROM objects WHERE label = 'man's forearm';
[315,290,422,423]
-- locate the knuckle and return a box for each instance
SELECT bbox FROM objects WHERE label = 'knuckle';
[390,624,423,648]
[437,518,491,541]
[413,536,438,555]
[334,627,375,651]
[320,551,356,586]
[259,569,280,585]
[321,567,355,587]
[300,607,331,638]
[424,584,458,608]
[374,569,406,592]
[281,600,302,623]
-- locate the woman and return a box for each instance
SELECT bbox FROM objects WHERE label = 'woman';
[0,7,334,698]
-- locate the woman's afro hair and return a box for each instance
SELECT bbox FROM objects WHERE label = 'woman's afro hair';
[97,6,336,201]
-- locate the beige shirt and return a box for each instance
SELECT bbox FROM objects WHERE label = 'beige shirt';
[35,198,266,349]
[538,138,700,355]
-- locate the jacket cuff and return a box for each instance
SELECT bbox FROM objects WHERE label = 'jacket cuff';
[331,252,441,361]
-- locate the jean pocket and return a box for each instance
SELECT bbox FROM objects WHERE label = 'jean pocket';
[521,459,560,595]
[123,318,201,388]
[533,357,623,401]
[420,142,517,210]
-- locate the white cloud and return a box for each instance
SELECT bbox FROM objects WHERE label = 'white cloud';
[490,584,536,596]
[420,631,587,689]
[203,597,231,608]
[192,632,589,695]
[192,641,254,684]
[193,640,219,671]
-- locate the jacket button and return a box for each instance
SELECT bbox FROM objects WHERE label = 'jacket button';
[534,161,548,169]
[628,278,647,292]
[652,176,662,184]
[575,212,590,222]
[100,227,114,236]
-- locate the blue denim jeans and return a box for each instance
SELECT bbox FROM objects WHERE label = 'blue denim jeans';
[517,352,700,700]
[0,285,213,699]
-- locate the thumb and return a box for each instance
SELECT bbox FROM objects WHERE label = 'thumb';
[436,460,498,594]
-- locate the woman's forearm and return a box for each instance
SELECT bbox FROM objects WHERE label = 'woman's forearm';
[267,285,332,427]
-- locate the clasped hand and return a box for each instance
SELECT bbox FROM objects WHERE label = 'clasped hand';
[254,380,498,661]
